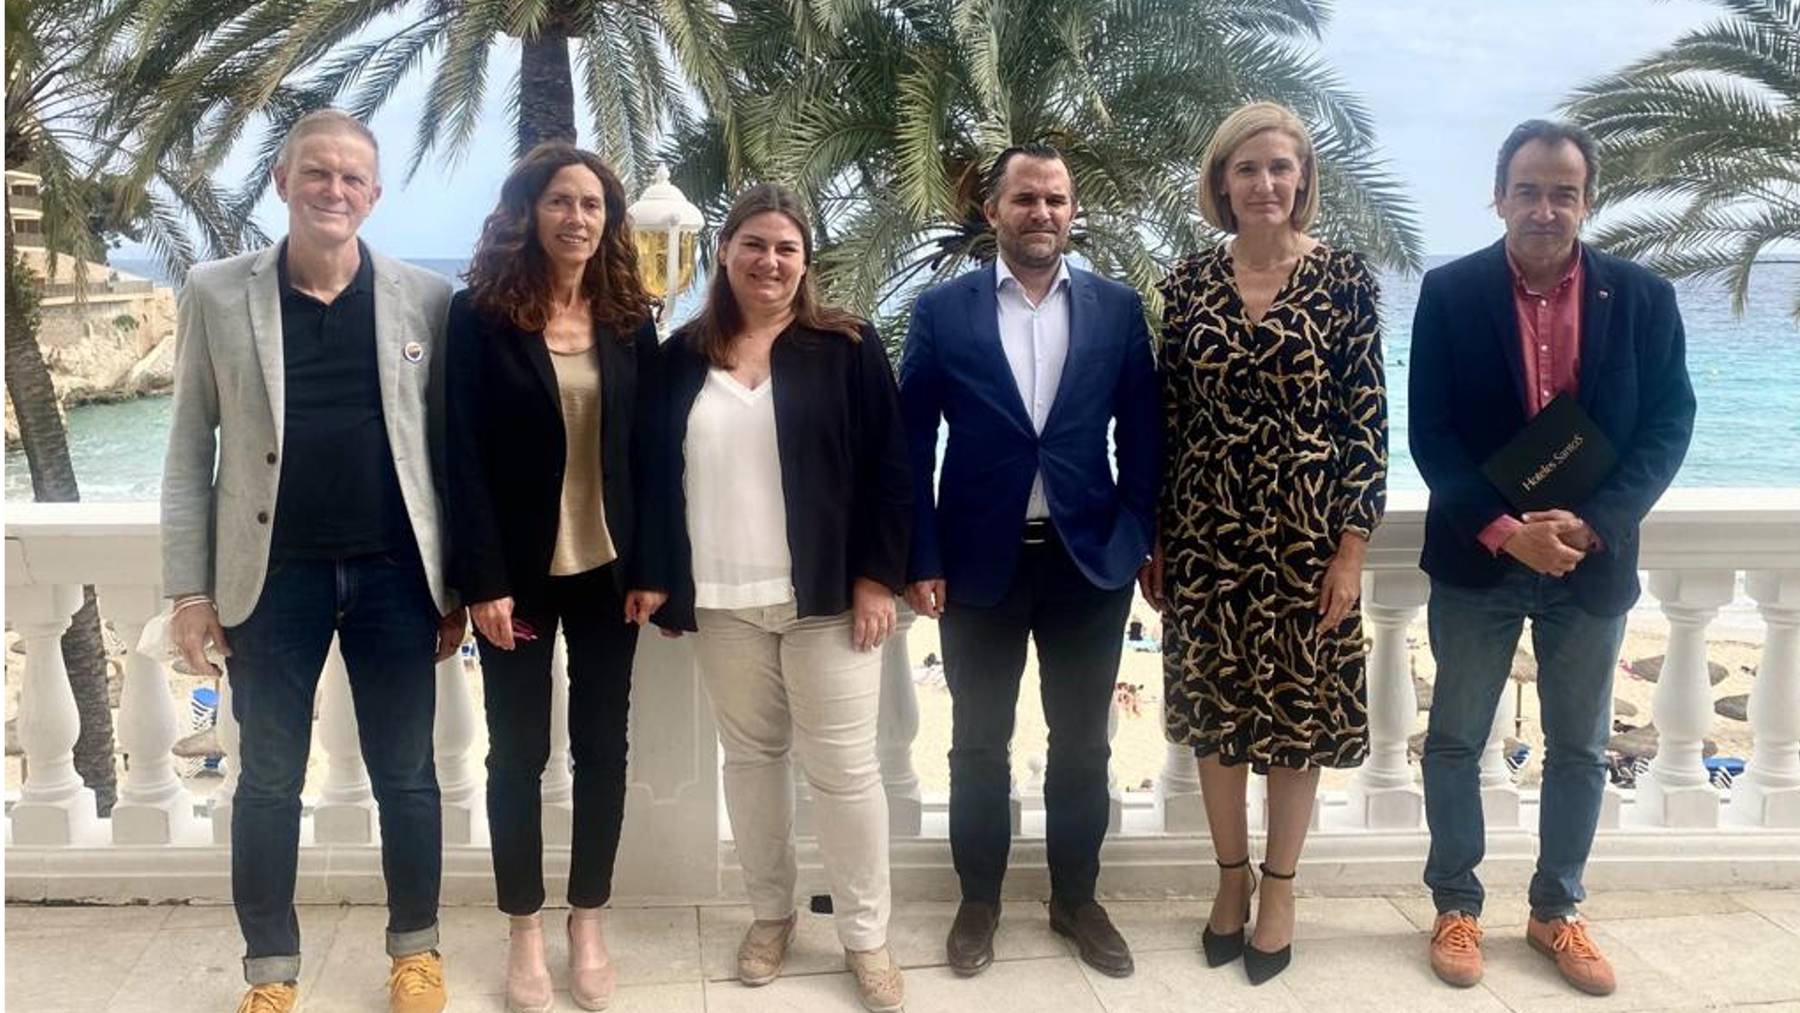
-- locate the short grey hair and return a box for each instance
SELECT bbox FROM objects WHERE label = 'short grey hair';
[1494,119,1598,204]
[277,109,380,180]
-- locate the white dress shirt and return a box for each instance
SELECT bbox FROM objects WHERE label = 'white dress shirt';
[995,255,1073,519]
[684,369,794,609]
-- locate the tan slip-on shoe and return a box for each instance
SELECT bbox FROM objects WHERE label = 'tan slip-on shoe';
[737,914,797,986]
[1526,914,1617,996]
[568,907,618,1010]
[235,982,298,1013]
[1429,912,1484,988]
[388,951,448,1013]
[845,945,905,1013]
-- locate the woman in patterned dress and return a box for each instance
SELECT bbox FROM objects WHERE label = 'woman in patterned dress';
[1141,101,1387,984]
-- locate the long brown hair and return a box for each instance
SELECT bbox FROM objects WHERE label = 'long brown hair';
[463,142,654,335]
[679,183,863,368]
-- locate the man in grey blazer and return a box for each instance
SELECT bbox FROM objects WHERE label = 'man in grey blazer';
[161,109,464,1013]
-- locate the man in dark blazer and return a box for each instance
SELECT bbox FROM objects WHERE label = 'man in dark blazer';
[1410,120,1694,999]
[899,143,1160,979]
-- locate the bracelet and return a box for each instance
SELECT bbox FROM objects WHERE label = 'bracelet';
[171,596,215,616]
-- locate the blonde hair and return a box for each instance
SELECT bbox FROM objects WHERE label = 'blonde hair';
[277,109,381,181]
[1197,101,1318,234]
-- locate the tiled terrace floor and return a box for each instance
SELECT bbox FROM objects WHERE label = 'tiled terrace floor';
[9,889,1800,1012]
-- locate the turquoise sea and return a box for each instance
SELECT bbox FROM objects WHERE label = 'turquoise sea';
[6,255,1799,502]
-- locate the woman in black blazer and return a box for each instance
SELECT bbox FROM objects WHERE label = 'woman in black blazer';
[444,142,666,1013]
[657,183,911,1013]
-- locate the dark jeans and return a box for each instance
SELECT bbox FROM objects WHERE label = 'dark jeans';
[476,565,639,914]
[225,550,442,985]
[1422,568,1626,921]
[941,529,1133,905]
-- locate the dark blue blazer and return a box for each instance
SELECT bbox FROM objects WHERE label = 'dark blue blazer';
[1408,239,1695,616]
[898,263,1161,607]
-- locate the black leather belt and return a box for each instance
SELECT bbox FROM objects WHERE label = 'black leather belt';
[1022,519,1053,545]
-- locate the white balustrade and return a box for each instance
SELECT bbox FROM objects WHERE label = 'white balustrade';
[313,642,376,843]
[434,652,482,845]
[1731,570,1800,826]
[877,609,923,836]
[212,675,241,845]
[541,632,574,844]
[105,585,195,844]
[1637,570,1734,827]
[9,582,100,845]
[1479,683,1522,827]
[1158,740,1206,831]
[1106,697,1122,834]
[1348,570,1428,828]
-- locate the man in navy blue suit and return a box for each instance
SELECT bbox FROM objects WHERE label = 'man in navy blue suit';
[1411,121,1694,998]
[899,143,1160,979]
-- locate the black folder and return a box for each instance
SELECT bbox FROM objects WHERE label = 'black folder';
[1480,393,1618,512]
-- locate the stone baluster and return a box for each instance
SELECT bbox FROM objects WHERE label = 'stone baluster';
[877,608,923,836]
[314,640,376,843]
[211,674,241,845]
[1159,740,1206,832]
[541,631,574,844]
[1730,571,1800,826]
[106,586,196,844]
[1479,682,1521,827]
[9,584,99,845]
[1638,571,1733,827]
[1348,571,1428,828]
[434,651,483,845]
[1105,696,1123,834]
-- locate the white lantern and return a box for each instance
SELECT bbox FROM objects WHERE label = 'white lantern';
[626,165,704,331]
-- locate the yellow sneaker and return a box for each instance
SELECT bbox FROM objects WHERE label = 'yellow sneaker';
[388,951,448,1013]
[235,982,298,1013]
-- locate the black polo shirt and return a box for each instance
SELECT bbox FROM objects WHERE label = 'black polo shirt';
[269,241,414,560]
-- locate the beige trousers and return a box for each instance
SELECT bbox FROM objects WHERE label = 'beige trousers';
[693,602,890,950]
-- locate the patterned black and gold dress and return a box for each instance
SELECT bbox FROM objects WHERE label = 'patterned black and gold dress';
[1157,243,1387,771]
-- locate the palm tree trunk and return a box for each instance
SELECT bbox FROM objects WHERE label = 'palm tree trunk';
[6,245,118,816]
[518,27,577,156]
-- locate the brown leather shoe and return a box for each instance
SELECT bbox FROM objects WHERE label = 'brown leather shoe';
[1526,915,1616,996]
[946,900,1000,976]
[1048,899,1134,978]
[1429,912,1484,988]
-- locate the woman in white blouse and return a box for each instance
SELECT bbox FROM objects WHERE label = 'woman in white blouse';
[655,184,912,1013]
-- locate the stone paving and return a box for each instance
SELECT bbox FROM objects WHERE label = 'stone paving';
[9,889,1800,1012]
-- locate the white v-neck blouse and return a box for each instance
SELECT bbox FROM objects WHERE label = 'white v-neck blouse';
[683,368,794,608]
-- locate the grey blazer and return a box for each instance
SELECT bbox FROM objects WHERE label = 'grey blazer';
[160,243,455,626]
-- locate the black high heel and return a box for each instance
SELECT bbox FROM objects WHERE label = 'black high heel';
[1244,863,1295,985]
[1200,856,1257,967]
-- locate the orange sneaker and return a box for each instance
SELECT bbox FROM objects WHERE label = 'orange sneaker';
[236,983,298,1013]
[1429,912,1484,988]
[1526,915,1616,996]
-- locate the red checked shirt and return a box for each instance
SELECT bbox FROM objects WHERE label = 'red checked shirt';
[1477,248,1585,555]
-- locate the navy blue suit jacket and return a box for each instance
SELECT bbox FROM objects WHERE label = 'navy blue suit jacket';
[1408,239,1695,616]
[898,263,1161,607]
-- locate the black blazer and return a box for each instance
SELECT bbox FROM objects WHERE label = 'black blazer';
[655,321,911,631]
[443,289,667,604]
[1407,239,1695,616]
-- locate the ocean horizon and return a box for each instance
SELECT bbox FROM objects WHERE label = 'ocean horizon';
[6,254,1798,502]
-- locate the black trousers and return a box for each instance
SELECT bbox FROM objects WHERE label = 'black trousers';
[941,529,1133,904]
[477,564,639,914]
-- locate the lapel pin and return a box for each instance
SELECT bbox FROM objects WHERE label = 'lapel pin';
[1598,289,1610,300]
[403,341,425,363]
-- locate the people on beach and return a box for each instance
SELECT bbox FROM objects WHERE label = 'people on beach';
[1411,119,1696,997]
[442,143,669,1013]
[898,142,1162,980]
[160,108,465,1013]
[1143,100,1388,986]
[653,183,912,1013]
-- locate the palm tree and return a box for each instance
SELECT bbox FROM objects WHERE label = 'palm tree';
[111,0,731,207]
[7,0,266,814]
[1564,0,1800,320]
[663,0,1422,341]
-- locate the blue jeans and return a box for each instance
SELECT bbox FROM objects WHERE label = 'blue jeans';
[1421,567,1626,921]
[225,551,443,985]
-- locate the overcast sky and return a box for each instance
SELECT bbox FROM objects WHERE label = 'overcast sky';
[119,0,1726,262]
